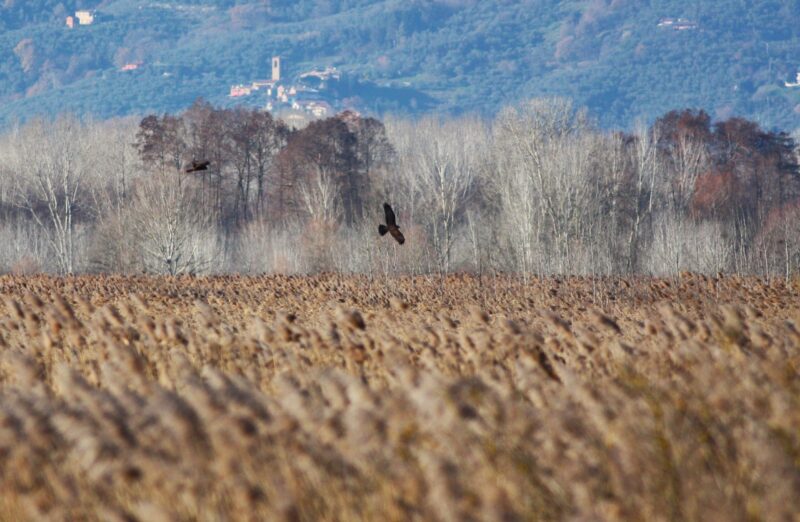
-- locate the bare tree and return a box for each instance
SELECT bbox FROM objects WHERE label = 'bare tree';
[665,131,709,212]
[129,172,220,275]
[492,121,540,277]
[644,212,732,275]
[252,112,287,219]
[592,131,636,274]
[388,115,486,274]
[9,116,90,274]
[493,98,603,274]
[83,117,145,273]
[298,164,343,224]
[626,121,660,272]
[0,219,51,273]
[230,108,256,223]
[136,114,186,174]
[86,117,142,206]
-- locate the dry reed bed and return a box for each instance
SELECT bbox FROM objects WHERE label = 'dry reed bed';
[0,273,798,521]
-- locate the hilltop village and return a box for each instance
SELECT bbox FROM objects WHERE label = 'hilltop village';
[228,56,342,120]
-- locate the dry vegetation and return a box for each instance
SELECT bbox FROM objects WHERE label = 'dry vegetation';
[0,273,798,521]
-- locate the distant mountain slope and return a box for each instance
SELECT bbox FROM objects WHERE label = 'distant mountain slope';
[2,0,800,129]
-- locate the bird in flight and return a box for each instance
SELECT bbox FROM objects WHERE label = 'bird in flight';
[185,160,210,173]
[378,202,405,244]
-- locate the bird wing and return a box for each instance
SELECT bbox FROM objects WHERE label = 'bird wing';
[383,203,397,227]
[186,160,210,172]
[389,227,405,245]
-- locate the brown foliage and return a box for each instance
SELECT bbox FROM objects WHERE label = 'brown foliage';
[691,169,743,218]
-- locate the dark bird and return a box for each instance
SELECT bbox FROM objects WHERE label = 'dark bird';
[378,202,405,245]
[185,160,210,173]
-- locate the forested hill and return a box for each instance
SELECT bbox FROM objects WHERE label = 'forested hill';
[3,0,800,130]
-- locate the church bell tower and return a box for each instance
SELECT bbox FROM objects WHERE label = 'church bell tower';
[272,56,281,81]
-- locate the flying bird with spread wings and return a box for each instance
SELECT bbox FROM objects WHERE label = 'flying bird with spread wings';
[185,160,210,173]
[378,203,405,244]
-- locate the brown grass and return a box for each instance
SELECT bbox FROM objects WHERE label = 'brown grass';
[0,273,797,521]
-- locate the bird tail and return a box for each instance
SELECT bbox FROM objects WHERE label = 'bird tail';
[378,224,388,236]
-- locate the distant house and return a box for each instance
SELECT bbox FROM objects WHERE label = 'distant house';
[230,84,252,97]
[276,85,289,102]
[658,17,697,30]
[65,16,75,29]
[120,62,141,72]
[785,72,800,87]
[298,66,340,90]
[75,10,95,25]
[306,101,332,118]
[292,99,332,118]
[299,66,340,81]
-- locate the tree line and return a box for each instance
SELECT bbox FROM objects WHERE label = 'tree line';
[0,97,797,277]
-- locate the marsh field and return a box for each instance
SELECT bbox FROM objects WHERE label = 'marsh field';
[0,273,798,521]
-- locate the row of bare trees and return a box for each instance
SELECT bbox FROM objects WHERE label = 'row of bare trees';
[0,98,797,277]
